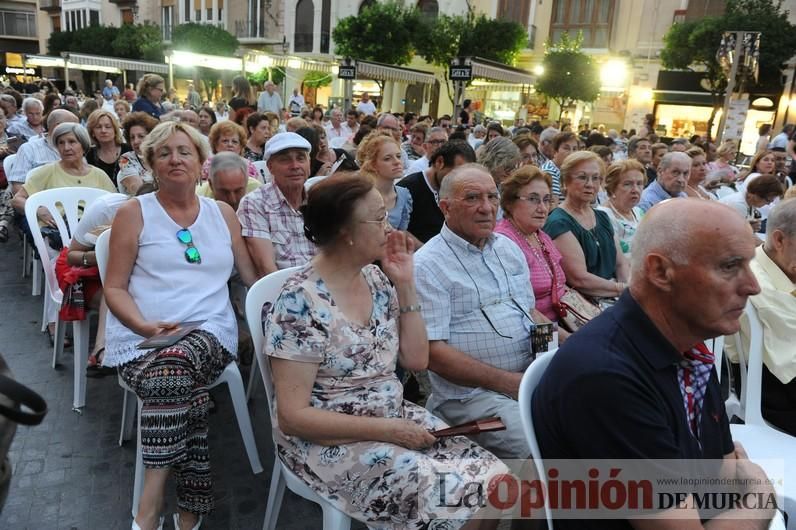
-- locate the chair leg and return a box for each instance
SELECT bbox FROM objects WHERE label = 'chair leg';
[245,353,259,402]
[52,317,65,369]
[262,462,286,530]
[220,363,263,474]
[321,504,351,530]
[31,258,41,296]
[72,319,89,411]
[41,294,49,333]
[119,389,137,446]
[132,397,144,519]
[22,235,29,278]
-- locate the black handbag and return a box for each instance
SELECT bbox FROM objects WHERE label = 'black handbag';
[0,356,47,514]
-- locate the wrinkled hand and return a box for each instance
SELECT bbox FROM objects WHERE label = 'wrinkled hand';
[141,321,180,338]
[36,207,57,228]
[749,218,762,233]
[384,419,436,450]
[316,162,333,176]
[382,231,415,286]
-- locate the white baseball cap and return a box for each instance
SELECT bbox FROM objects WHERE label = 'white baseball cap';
[263,132,311,160]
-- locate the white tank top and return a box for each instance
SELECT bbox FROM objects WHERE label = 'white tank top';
[104,192,237,366]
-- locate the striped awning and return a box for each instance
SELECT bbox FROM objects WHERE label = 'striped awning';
[64,53,169,74]
[268,56,334,73]
[356,60,436,85]
[470,57,534,85]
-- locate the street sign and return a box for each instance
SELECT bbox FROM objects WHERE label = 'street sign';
[338,64,356,80]
[449,64,472,82]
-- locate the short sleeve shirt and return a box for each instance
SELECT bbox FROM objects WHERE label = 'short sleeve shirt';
[237,180,317,270]
[544,207,617,279]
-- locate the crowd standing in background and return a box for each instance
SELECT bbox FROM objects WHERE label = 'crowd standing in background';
[1,73,794,530]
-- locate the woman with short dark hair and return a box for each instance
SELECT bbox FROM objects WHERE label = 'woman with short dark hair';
[263,172,505,530]
[117,112,159,195]
[197,106,216,137]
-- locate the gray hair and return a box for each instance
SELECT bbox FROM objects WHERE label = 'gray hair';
[439,163,491,201]
[477,136,520,174]
[50,122,91,153]
[539,127,559,144]
[22,97,43,112]
[377,113,398,128]
[0,94,16,109]
[765,198,796,247]
[209,152,248,185]
[658,151,690,172]
[473,124,486,134]
[427,126,446,138]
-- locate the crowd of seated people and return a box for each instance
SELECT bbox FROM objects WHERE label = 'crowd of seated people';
[4,75,795,529]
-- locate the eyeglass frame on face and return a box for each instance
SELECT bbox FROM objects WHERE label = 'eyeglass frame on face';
[176,228,201,264]
[516,193,552,206]
[359,211,391,229]
[571,172,602,184]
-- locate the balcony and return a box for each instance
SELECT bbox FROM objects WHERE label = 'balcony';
[39,0,61,13]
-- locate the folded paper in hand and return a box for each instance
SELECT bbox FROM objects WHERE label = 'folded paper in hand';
[430,417,506,438]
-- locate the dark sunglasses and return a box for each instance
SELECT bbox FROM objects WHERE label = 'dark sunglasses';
[176,228,201,264]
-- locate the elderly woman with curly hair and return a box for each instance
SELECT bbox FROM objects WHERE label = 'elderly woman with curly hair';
[476,136,521,186]
[200,120,260,183]
[85,109,132,185]
[132,73,165,120]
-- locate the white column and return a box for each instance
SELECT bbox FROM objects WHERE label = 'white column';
[392,81,405,112]
[201,0,207,23]
[211,0,218,25]
[313,0,322,54]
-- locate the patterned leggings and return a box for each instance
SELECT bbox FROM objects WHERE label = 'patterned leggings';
[120,330,232,515]
[0,188,14,230]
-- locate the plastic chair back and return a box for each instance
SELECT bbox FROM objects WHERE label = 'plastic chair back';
[245,266,302,424]
[739,301,766,427]
[24,187,110,305]
[95,229,110,283]
[517,349,557,528]
[304,175,327,191]
[251,160,270,182]
[2,154,16,178]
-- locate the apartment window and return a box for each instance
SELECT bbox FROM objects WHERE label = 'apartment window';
[162,6,173,40]
[320,0,330,53]
[294,0,313,52]
[497,0,530,28]
[89,9,99,26]
[550,0,615,48]
[417,0,439,20]
[0,10,37,38]
[184,0,190,22]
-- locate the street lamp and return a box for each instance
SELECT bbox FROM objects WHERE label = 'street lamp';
[600,59,627,91]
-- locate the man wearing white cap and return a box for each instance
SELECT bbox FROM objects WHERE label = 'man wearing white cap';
[237,132,317,277]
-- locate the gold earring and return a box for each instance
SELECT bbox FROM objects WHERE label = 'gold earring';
[348,240,354,246]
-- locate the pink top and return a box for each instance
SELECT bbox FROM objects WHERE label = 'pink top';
[495,219,567,321]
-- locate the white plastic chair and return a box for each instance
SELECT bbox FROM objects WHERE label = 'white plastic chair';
[24,186,109,410]
[518,350,557,529]
[304,175,327,191]
[2,153,15,181]
[94,229,263,516]
[729,301,796,528]
[251,160,270,182]
[706,334,744,421]
[245,267,352,530]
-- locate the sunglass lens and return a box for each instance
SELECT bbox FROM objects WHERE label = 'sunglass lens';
[185,247,201,264]
[176,229,192,244]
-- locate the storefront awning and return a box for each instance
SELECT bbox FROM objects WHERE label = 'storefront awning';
[470,57,534,85]
[244,51,335,74]
[653,90,714,106]
[356,60,436,85]
[65,53,169,74]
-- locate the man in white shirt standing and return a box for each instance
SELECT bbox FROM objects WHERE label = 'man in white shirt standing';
[287,88,304,117]
[324,108,347,142]
[257,81,283,114]
[357,92,376,116]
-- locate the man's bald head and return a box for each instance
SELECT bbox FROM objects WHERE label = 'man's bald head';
[46,108,78,131]
[439,163,492,200]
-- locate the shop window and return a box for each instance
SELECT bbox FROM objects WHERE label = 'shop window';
[294,0,313,52]
[417,0,438,20]
[497,0,530,28]
[550,0,615,49]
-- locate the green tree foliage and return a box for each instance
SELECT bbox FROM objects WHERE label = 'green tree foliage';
[661,0,796,138]
[111,22,163,63]
[415,13,526,104]
[248,67,285,88]
[332,1,418,89]
[171,22,240,102]
[534,32,600,120]
[303,70,333,89]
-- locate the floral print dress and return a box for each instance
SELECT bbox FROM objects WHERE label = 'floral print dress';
[263,264,507,529]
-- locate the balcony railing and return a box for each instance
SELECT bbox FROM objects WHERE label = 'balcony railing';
[39,0,61,13]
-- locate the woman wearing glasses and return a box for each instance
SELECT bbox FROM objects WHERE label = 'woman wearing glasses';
[544,151,630,298]
[103,121,256,530]
[263,172,505,530]
[596,159,646,259]
[495,165,567,322]
[200,120,260,183]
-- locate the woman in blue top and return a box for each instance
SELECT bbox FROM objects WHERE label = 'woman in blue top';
[131,74,164,120]
[544,150,630,298]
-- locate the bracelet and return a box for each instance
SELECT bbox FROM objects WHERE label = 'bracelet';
[399,304,422,314]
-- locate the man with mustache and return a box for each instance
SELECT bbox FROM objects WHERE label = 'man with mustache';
[237,132,316,278]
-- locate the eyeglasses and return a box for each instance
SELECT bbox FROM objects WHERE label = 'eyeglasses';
[516,194,552,206]
[572,173,602,183]
[427,139,446,146]
[457,192,500,206]
[481,297,534,339]
[359,212,390,229]
[176,228,201,264]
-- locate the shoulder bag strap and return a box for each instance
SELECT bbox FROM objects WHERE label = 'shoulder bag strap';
[0,374,47,426]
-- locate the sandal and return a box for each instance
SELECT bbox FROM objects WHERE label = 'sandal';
[86,348,115,378]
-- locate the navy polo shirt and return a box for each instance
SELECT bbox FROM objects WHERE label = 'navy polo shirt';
[531,291,734,529]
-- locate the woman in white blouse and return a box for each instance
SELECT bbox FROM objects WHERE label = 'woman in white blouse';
[596,159,645,259]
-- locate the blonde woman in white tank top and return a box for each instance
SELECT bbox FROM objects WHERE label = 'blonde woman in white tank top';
[103,122,257,530]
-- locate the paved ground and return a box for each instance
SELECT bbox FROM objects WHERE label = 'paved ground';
[0,235,354,529]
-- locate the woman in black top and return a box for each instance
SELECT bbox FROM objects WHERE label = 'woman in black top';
[85,109,131,186]
[228,76,256,120]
